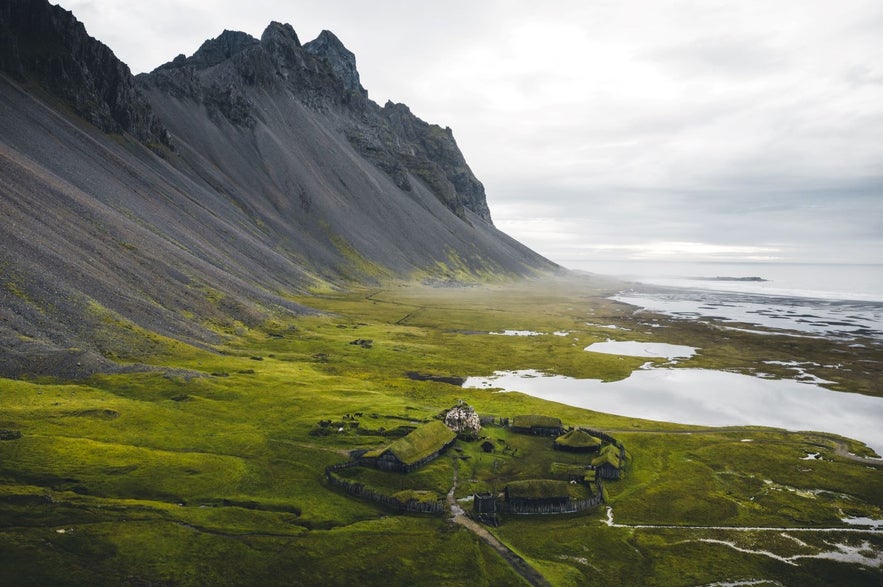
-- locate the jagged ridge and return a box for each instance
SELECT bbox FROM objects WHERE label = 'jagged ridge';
[0,1,557,377]
[139,23,491,223]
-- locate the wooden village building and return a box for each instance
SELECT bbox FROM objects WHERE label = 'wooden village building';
[553,428,603,453]
[499,479,603,514]
[473,491,499,525]
[590,445,625,480]
[359,420,456,473]
[505,480,571,513]
[510,415,564,437]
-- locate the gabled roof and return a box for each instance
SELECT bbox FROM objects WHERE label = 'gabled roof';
[591,450,622,469]
[554,429,602,448]
[550,462,588,477]
[381,420,456,466]
[506,479,571,500]
[511,415,562,429]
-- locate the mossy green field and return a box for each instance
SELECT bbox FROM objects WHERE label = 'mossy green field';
[2,277,881,585]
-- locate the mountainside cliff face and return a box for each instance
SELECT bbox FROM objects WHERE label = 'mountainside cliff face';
[138,23,492,224]
[0,1,557,377]
[0,0,169,146]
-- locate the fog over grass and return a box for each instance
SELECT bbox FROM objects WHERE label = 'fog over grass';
[68,0,883,265]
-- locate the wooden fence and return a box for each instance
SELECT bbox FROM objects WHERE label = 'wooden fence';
[325,462,446,515]
[497,479,605,515]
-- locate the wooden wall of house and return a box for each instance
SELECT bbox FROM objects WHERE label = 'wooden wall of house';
[325,462,446,514]
[511,426,563,437]
[498,494,604,515]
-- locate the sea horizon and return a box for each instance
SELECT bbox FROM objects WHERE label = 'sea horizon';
[566,259,883,303]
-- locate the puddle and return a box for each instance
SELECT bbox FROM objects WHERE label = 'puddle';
[490,330,543,336]
[841,516,883,529]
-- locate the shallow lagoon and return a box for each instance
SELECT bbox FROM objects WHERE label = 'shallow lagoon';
[584,340,696,360]
[612,289,883,340]
[463,368,883,455]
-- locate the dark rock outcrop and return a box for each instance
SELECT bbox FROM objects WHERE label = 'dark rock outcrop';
[0,1,557,377]
[139,22,492,224]
[189,30,260,70]
[0,0,169,146]
[303,30,366,96]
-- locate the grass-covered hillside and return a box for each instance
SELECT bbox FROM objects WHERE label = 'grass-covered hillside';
[1,277,881,586]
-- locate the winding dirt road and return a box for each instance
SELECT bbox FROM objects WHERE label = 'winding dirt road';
[446,466,550,587]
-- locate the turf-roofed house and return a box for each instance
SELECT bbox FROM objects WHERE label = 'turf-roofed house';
[502,478,603,514]
[360,420,457,472]
[510,414,564,437]
[591,445,626,480]
[553,428,603,453]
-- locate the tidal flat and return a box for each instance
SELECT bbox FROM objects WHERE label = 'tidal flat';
[1,275,881,586]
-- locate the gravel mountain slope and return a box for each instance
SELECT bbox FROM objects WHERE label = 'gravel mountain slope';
[0,0,558,377]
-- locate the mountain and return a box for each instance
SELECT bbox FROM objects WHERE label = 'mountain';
[0,0,558,378]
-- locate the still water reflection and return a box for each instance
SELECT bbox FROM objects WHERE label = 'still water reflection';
[463,369,883,455]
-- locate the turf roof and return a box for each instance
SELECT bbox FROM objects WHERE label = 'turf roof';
[506,479,571,500]
[554,429,603,448]
[511,415,562,429]
[385,420,457,466]
[591,451,622,469]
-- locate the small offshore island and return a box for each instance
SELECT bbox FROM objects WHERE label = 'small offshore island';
[696,276,769,282]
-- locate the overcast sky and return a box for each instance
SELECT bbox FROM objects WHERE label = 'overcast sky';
[65,0,883,268]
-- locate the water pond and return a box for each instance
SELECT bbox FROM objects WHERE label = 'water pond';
[584,340,697,360]
[463,368,883,455]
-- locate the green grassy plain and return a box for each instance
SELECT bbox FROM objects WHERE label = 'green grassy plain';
[1,276,881,585]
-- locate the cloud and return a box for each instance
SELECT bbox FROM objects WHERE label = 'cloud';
[63,0,883,265]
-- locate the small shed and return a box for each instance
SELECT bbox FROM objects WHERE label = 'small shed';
[554,429,603,452]
[473,492,497,515]
[361,421,457,473]
[510,415,563,436]
[590,445,624,479]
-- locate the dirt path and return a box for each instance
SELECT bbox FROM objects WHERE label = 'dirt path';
[828,439,883,466]
[447,465,551,587]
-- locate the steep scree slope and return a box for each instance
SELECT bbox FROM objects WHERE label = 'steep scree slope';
[0,1,557,377]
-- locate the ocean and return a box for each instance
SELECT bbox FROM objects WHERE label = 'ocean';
[570,260,883,302]
[571,261,883,341]
[463,260,883,453]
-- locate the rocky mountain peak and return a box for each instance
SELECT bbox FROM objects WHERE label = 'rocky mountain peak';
[304,30,365,95]
[261,21,301,50]
[190,30,259,70]
[138,19,492,224]
[0,0,169,147]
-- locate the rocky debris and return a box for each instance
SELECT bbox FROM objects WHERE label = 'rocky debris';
[405,372,466,386]
[444,401,482,438]
[349,339,373,348]
[0,0,170,147]
[0,430,22,441]
[0,339,118,379]
[0,2,557,378]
